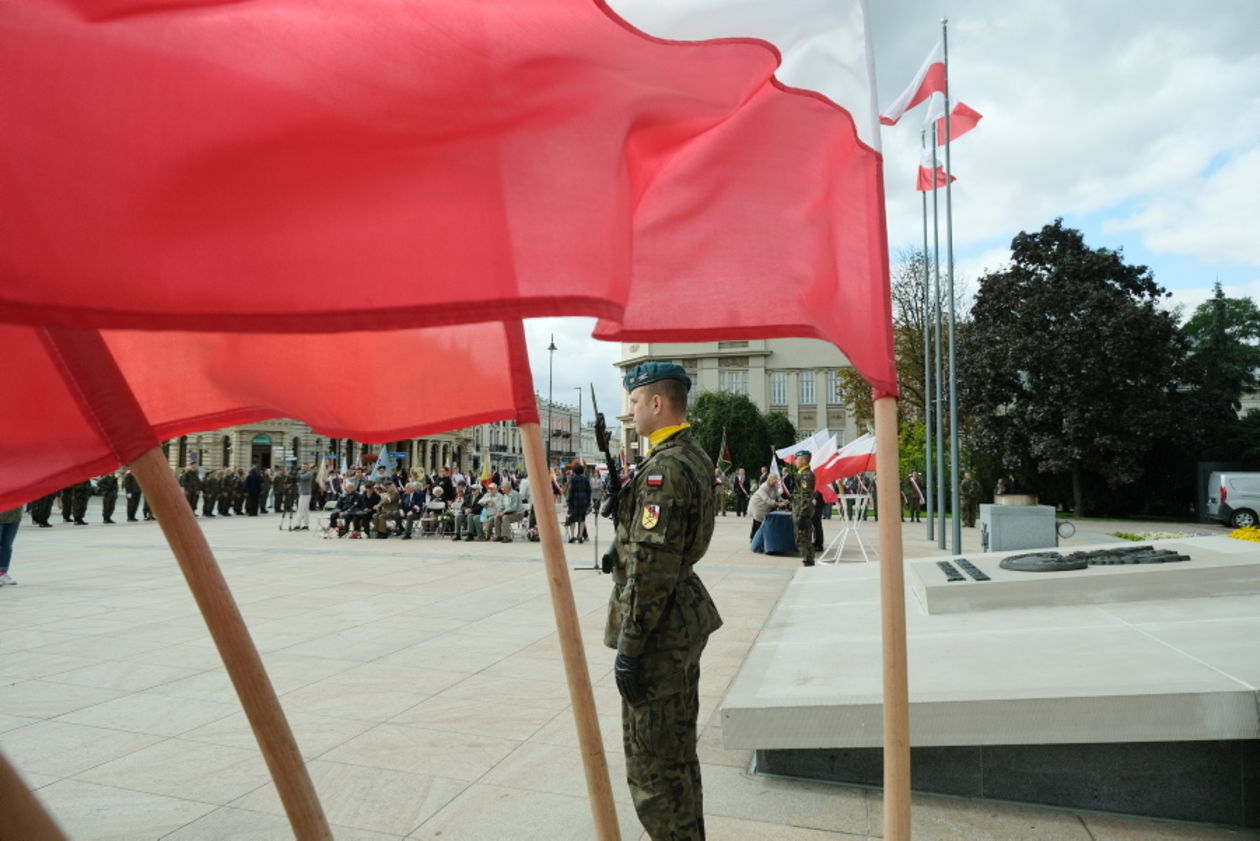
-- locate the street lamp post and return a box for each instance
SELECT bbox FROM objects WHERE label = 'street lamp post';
[574,386,583,464]
[546,334,557,468]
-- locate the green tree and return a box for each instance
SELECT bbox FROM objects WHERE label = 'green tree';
[763,412,798,454]
[1181,283,1260,458]
[958,220,1186,517]
[687,391,769,475]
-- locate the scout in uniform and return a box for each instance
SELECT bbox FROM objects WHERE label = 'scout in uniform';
[791,450,816,566]
[604,362,723,841]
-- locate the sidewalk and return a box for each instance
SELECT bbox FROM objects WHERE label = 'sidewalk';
[0,501,1250,840]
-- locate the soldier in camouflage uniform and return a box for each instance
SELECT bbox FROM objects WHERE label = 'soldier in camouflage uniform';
[59,485,74,522]
[284,468,299,514]
[123,469,143,521]
[31,492,57,527]
[98,472,119,523]
[201,470,219,517]
[70,479,92,525]
[232,468,247,515]
[259,469,273,514]
[960,471,981,528]
[791,450,816,566]
[181,466,201,513]
[604,362,723,841]
[218,469,236,516]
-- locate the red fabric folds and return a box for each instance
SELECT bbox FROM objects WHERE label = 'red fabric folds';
[0,323,537,510]
[1,0,895,388]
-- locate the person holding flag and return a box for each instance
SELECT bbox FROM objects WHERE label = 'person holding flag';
[713,429,732,516]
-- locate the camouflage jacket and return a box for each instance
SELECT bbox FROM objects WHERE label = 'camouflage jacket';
[97,474,118,497]
[605,427,723,658]
[791,466,815,520]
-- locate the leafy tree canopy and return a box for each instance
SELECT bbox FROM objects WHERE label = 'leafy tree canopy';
[958,219,1186,516]
[687,391,770,475]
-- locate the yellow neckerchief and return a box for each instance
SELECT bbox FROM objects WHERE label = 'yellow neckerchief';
[797,462,812,473]
[647,422,690,453]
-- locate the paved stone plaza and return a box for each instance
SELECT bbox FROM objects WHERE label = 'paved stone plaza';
[0,500,1253,840]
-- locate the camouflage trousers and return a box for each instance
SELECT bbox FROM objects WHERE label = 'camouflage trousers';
[622,640,707,841]
[795,515,815,565]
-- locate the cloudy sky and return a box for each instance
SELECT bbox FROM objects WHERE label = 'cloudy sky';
[529,0,1260,424]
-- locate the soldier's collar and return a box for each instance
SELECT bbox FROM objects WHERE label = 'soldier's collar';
[646,422,690,453]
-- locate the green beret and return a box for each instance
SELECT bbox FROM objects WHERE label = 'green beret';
[623,362,692,392]
[795,449,811,458]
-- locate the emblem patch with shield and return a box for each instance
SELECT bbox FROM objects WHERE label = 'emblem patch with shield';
[641,503,661,529]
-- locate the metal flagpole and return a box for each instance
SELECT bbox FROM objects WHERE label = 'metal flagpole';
[930,131,946,549]
[921,129,935,541]
[943,17,963,555]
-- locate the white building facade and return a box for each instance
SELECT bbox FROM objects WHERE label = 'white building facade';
[615,338,858,459]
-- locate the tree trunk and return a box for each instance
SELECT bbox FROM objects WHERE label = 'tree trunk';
[1071,461,1084,517]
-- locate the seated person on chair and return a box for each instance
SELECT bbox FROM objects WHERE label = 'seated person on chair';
[329,483,362,534]
[452,481,483,541]
[397,483,425,539]
[494,480,524,542]
[419,486,447,535]
[371,484,398,538]
[476,483,500,540]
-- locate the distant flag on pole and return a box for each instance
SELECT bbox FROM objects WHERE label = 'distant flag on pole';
[375,445,390,473]
[776,429,830,464]
[716,429,733,474]
[814,433,878,486]
[880,40,946,126]
[934,97,983,145]
[916,140,956,191]
[768,447,781,481]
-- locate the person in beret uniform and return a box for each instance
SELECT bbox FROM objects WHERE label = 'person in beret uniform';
[603,362,723,841]
[791,450,816,566]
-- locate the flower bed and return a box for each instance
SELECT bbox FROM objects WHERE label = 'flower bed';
[1111,530,1207,542]
[1228,526,1260,542]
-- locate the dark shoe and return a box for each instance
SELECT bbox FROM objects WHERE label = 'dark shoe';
[104,519,115,524]
[74,520,87,525]
[803,560,816,567]
[402,534,412,540]
[38,523,52,528]
[450,535,460,541]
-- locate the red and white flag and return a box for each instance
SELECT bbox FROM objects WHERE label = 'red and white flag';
[0,0,899,508]
[936,99,983,145]
[916,141,956,191]
[814,433,878,485]
[880,40,946,126]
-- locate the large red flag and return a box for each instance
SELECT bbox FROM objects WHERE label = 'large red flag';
[0,323,537,510]
[0,0,895,395]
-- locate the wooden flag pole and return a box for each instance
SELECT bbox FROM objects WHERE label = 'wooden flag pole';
[874,396,911,840]
[38,328,331,841]
[0,751,68,841]
[519,422,621,841]
[130,448,333,841]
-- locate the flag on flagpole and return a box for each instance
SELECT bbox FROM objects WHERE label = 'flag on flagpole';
[716,429,732,474]
[935,98,983,145]
[768,447,781,481]
[916,140,956,191]
[814,433,878,485]
[880,40,946,126]
[776,429,831,462]
[375,446,391,473]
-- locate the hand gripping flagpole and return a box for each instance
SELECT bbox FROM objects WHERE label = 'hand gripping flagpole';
[520,421,621,840]
[39,328,333,841]
[943,17,963,555]
[873,396,911,841]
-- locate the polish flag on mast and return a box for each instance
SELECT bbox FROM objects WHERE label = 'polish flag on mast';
[916,141,955,191]
[880,40,946,126]
[814,433,878,485]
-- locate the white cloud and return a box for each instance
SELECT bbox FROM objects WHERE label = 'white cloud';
[523,318,623,425]
[875,0,1260,276]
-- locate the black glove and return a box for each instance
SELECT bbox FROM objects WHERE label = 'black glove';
[614,653,644,704]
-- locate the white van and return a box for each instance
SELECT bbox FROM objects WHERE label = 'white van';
[1206,472,1260,529]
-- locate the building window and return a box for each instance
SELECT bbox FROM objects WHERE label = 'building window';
[719,370,748,395]
[799,371,815,405]
[826,369,844,405]
[717,340,749,349]
[770,372,787,406]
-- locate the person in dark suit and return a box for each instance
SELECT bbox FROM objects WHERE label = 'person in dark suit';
[397,483,425,539]
[732,468,751,517]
